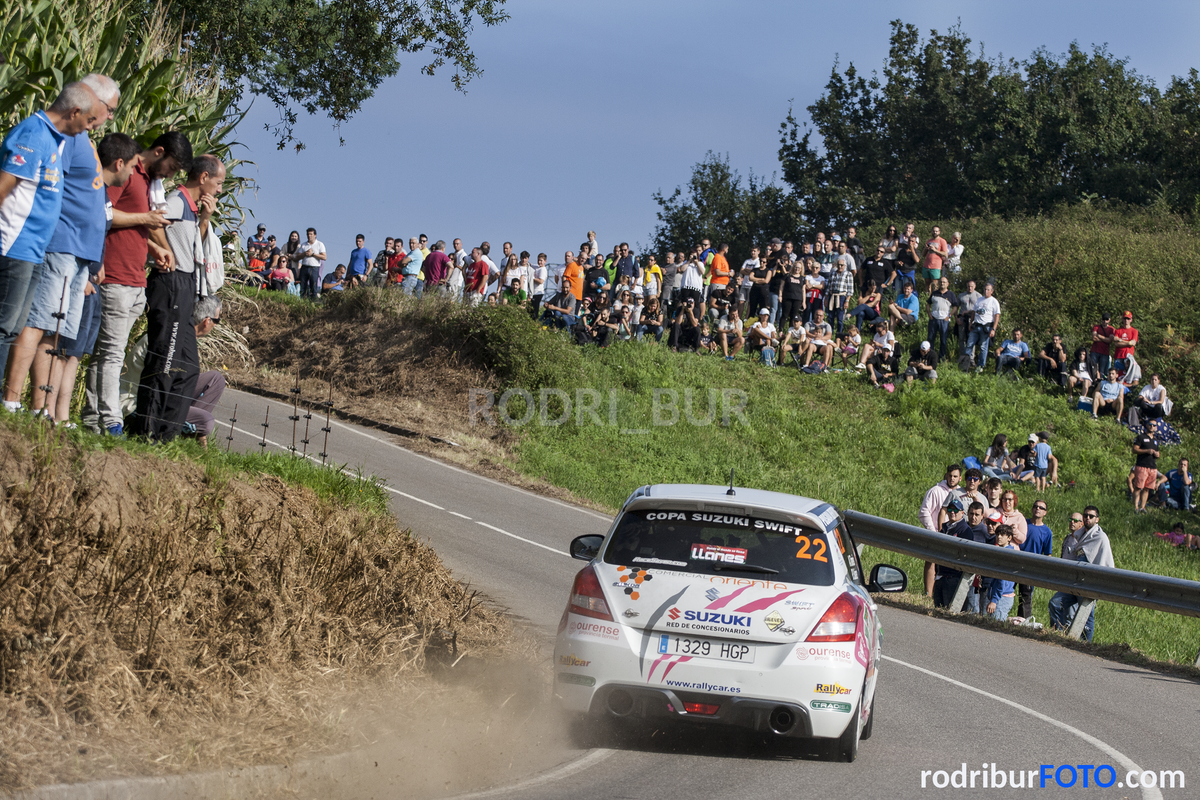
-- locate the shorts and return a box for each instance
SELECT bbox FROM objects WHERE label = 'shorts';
[27,252,95,339]
[1133,466,1158,490]
[1033,466,1048,479]
[904,367,937,381]
[59,288,101,358]
[841,345,858,357]
[923,267,941,281]
[738,286,751,303]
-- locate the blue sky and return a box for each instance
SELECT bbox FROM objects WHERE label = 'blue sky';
[234,0,1200,264]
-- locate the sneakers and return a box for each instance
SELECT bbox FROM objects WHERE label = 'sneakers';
[106,423,124,437]
[855,362,866,370]
[975,366,983,374]
[2,400,22,414]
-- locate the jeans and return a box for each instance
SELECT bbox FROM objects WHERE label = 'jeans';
[967,325,992,367]
[298,265,320,299]
[850,303,879,332]
[1164,484,1193,510]
[997,354,1023,375]
[990,594,1014,621]
[768,293,780,328]
[932,573,961,609]
[927,317,950,358]
[0,255,43,386]
[83,283,146,431]
[1048,592,1095,641]
[1087,352,1110,379]
[827,303,846,337]
[637,323,664,342]
[401,275,420,295]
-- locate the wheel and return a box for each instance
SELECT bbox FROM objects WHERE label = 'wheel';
[860,691,875,740]
[836,698,862,762]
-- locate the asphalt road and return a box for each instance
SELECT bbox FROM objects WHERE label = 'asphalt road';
[225,387,1198,800]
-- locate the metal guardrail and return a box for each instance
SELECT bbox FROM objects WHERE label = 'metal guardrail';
[842,510,1200,666]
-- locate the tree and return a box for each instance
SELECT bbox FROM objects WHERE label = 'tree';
[161,0,509,147]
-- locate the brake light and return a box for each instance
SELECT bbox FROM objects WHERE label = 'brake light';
[806,592,862,642]
[568,565,613,620]
[683,702,721,715]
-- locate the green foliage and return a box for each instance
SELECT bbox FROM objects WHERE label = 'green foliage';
[778,19,1200,227]
[161,0,509,147]
[497,333,1198,664]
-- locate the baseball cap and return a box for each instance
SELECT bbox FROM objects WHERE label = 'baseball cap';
[257,223,266,231]
[945,497,964,513]
[759,308,770,316]
[920,341,931,351]
[986,509,1004,524]
[770,237,783,245]
[832,234,842,241]
[1028,433,1038,443]
[1101,312,1111,320]
[1123,310,1133,319]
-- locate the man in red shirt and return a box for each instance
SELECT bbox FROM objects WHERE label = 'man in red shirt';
[1113,311,1138,373]
[422,240,452,294]
[82,131,191,435]
[465,247,488,305]
[1088,311,1115,380]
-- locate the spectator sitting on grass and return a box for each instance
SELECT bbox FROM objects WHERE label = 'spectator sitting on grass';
[857,319,895,370]
[747,308,779,366]
[1049,506,1113,641]
[1183,523,1200,552]
[637,296,664,342]
[887,282,919,331]
[849,279,882,332]
[803,307,834,367]
[321,264,346,293]
[780,317,808,367]
[995,328,1030,375]
[1038,333,1069,386]
[541,288,578,329]
[717,305,744,360]
[1011,434,1038,484]
[1161,458,1193,511]
[698,319,719,354]
[500,277,526,306]
[1138,373,1167,420]
[1092,368,1124,420]
[982,434,1013,482]
[835,324,860,368]
[669,297,700,352]
[1068,347,1093,402]
[904,340,938,385]
[865,346,899,390]
[986,524,1019,621]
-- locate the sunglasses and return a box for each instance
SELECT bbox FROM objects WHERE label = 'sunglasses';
[209,317,221,325]
[1084,513,1098,519]
[1034,505,1047,511]
[1070,518,1084,523]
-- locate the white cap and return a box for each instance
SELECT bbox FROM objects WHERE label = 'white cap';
[759,308,770,316]
[1028,433,1039,443]
[920,341,931,351]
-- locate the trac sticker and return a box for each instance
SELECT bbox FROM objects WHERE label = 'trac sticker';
[690,543,747,564]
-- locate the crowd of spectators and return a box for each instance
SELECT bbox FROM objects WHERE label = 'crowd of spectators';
[0,74,227,441]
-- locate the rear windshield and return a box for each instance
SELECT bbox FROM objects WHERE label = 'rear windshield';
[604,509,836,586]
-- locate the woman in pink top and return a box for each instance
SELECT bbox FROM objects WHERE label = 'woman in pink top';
[998,489,1028,545]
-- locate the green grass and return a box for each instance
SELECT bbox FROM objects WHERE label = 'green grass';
[3,412,390,516]
[503,335,1200,665]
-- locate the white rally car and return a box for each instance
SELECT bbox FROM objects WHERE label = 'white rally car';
[553,484,907,761]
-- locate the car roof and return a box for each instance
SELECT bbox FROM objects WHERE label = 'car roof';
[623,484,839,528]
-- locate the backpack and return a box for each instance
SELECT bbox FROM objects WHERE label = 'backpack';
[802,360,827,375]
[762,346,776,367]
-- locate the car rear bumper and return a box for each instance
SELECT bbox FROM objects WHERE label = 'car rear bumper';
[581,682,814,738]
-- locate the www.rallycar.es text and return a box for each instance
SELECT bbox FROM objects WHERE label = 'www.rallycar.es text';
[919,764,1184,789]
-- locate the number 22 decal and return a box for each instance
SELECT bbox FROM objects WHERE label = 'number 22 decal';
[795,535,828,561]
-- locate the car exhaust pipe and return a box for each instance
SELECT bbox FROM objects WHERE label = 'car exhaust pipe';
[606,689,634,717]
[768,706,796,735]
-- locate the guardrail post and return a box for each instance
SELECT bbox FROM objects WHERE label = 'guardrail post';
[950,573,976,614]
[1066,599,1096,640]
[1194,646,1200,669]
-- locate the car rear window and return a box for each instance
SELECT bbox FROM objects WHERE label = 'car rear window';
[603,509,836,586]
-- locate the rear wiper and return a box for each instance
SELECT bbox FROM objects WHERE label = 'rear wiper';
[711,563,779,574]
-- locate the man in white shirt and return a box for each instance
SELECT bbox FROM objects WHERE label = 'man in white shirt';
[480,241,499,298]
[967,282,1001,372]
[448,237,468,299]
[297,227,325,300]
[738,247,759,316]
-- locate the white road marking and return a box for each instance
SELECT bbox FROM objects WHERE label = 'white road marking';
[882,655,1162,800]
[448,748,613,799]
[475,521,570,558]
[449,511,473,520]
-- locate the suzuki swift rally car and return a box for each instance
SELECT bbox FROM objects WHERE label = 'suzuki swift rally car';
[553,484,885,761]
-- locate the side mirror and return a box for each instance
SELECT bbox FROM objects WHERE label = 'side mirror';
[867,564,908,593]
[570,534,604,562]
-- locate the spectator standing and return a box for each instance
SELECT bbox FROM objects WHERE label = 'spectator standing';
[921,225,949,292]
[1113,311,1138,373]
[967,283,1001,371]
[282,230,302,282]
[81,131,191,435]
[448,238,468,297]
[5,74,118,417]
[1131,424,1160,513]
[939,468,986,528]
[133,154,224,442]
[927,276,957,358]
[1048,507,1113,641]
[985,524,1019,621]
[369,236,394,287]
[561,251,582,305]
[465,247,488,305]
[660,252,679,307]
[400,236,424,295]
[345,234,372,286]
[296,228,326,299]
[919,465,964,596]
[247,224,269,272]
[0,83,103,388]
[863,245,893,293]
[707,243,732,303]
[1033,432,1053,492]
[935,501,989,611]
[423,241,452,295]
[1018,499,1053,618]
[955,279,981,350]
[826,255,854,336]
[944,231,964,275]
[1089,312,1116,378]
[878,225,900,288]
[529,253,548,313]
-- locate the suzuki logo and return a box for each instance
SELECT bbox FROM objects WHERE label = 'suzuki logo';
[668,607,681,620]
[704,588,722,602]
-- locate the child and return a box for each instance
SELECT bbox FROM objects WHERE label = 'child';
[699,321,718,354]
[1181,523,1200,551]
[836,325,861,368]
[780,317,808,367]
[986,524,1019,621]
[1033,431,1053,492]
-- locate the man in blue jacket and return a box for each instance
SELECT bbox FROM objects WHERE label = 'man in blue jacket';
[933,500,989,612]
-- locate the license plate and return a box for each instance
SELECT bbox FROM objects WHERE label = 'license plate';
[657,634,756,663]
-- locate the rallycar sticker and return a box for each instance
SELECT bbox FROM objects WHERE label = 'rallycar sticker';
[814,682,853,696]
[558,654,591,667]
[690,542,747,564]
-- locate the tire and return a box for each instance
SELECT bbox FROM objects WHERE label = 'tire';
[836,697,862,762]
[860,691,875,740]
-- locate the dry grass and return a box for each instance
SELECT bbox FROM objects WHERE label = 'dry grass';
[0,422,512,789]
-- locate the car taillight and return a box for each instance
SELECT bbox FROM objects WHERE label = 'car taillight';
[568,565,613,620]
[806,592,862,642]
[683,702,721,715]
